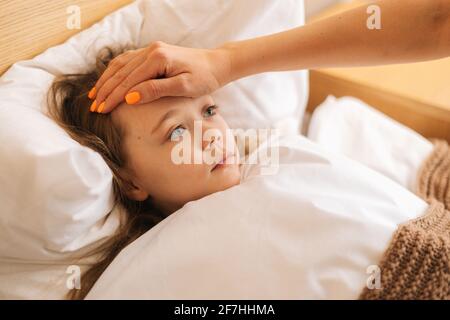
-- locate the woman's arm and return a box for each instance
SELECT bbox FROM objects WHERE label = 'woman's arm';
[91,0,450,113]
[224,0,450,81]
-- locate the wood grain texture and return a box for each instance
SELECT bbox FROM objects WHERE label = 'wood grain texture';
[307,70,450,141]
[0,0,133,75]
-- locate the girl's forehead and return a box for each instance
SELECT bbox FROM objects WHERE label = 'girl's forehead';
[112,95,213,135]
[115,95,214,120]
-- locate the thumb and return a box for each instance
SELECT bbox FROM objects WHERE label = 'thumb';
[125,76,190,105]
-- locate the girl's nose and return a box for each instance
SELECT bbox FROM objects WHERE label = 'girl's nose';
[202,134,221,151]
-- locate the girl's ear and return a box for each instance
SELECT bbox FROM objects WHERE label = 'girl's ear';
[125,182,149,202]
[120,169,150,201]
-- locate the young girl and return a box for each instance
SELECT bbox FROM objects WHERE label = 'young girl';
[48,48,244,299]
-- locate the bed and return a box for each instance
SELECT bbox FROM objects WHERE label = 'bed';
[0,0,446,300]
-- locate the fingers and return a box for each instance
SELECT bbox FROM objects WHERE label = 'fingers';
[91,42,172,113]
[98,55,168,113]
[90,52,147,112]
[88,41,209,113]
[93,55,147,112]
[125,75,192,105]
[88,49,146,113]
[91,49,139,99]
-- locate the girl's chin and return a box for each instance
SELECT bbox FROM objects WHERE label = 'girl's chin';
[213,168,241,189]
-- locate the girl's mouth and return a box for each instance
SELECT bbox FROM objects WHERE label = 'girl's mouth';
[211,152,235,171]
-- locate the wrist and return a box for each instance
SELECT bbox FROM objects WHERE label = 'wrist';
[218,37,271,82]
[207,46,231,88]
[214,41,248,84]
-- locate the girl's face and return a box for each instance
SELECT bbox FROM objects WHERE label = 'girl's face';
[112,95,241,214]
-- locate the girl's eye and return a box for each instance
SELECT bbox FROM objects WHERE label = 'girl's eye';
[203,105,218,118]
[169,126,186,141]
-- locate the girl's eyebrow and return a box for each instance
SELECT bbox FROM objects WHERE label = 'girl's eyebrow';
[151,109,178,134]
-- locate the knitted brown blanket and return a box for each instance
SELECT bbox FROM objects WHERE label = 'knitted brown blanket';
[359,140,450,300]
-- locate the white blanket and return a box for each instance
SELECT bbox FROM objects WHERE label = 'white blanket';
[87,134,429,299]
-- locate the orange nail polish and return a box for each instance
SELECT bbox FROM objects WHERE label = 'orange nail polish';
[97,102,105,113]
[90,100,97,112]
[125,91,141,105]
[88,87,97,99]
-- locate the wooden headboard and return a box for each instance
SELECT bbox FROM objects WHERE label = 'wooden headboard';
[0,0,133,75]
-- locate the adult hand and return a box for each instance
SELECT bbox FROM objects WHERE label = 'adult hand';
[88,41,232,113]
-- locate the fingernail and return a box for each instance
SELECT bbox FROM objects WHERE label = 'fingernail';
[90,100,97,112]
[88,87,97,99]
[97,102,105,113]
[125,91,141,105]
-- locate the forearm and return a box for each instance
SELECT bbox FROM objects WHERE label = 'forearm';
[221,0,450,81]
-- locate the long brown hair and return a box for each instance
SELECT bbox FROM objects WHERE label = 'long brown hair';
[47,47,166,299]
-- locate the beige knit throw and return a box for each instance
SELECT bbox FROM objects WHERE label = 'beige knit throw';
[359,139,450,300]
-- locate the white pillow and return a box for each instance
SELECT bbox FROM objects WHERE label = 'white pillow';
[86,135,429,299]
[307,96,434,193]
[0,0,308,299]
